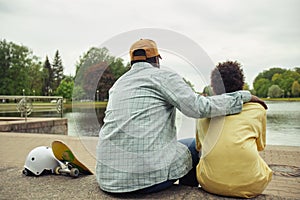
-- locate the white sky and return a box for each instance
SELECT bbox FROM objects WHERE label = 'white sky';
[1,0,299,91]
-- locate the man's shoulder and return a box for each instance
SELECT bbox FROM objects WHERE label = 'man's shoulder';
[152,68,182,81]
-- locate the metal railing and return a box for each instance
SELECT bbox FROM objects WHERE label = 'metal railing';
[0,95,64,121]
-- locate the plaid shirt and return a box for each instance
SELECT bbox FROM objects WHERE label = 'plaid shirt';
[96,62,251,193]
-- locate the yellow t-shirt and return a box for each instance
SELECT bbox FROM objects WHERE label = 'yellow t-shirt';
[196,103,272,198]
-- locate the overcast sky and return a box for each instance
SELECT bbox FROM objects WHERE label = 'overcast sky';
[1,0,299,90]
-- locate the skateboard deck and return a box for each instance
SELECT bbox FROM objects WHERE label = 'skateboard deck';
[51,140,93,175]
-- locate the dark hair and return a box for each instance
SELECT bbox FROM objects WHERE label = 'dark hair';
[130,49,158,66]
[211,61,245,95]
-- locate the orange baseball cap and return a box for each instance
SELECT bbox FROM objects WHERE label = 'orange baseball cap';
[129,39,162,61]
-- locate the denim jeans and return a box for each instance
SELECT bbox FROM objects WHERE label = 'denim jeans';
[135,138,200,194]
[178,138,200,187]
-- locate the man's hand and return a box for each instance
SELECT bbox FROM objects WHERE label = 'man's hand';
[249,95,268,110]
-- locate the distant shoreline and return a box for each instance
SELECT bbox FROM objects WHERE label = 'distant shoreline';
[262,97,300,101]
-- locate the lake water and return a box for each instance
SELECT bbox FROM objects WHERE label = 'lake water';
[264,101,300,146]
[66,101,300,147]
[1,101,299,147]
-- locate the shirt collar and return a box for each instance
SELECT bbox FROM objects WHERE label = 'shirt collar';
[131,62,154,69]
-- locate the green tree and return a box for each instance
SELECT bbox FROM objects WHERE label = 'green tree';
[253,67,300,98]
[75,47,113,80]
[254,68,286,82]
[271,73,282,86]
[54,76,74,99]
[253,69,281,98]
[253,78,271,97]
[0,39,41,95]
[243,83,250,91]
[268,85,283,98]
[291,81,300,97]
[280,70,300,96]
[28,61,43,95]
[42,56,52,95]
[75,47,129,100]
[52,50,64,91]
[72,85,86,100]
[109,57,130,80]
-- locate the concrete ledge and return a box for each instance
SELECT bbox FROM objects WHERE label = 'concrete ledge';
[0,117,67,135]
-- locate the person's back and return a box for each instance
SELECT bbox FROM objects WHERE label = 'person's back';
[195,61,272,198]
[97,61,192,192]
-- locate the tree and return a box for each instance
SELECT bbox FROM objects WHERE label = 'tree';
[42,56,52,95]
[109,57,130,80]
[271,73,282,85]
[291,81,300,97]
[54,76,74,99]
[72,85,86,100]
[52,50,64,91]
[243,83,250,91]
[75,47,113,82]
[253,78,271,97]
[268,85,283,98]
[75,47,129,101]
[280,70,300,96]
[28,61,43,95]
[0,39,41,95]
[82,62,115,100]
[253,68,286,97]
[254,68,286,82]
[253,67,300,98]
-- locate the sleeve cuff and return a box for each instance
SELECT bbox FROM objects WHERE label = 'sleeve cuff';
[240,90,251,102]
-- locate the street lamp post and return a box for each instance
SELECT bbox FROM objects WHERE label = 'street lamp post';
[33,90,35,102]
[96,90,99,102]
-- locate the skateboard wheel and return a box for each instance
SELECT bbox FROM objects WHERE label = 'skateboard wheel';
[70,168,79,177]
[22,169,29,176]
[55,166,61,175]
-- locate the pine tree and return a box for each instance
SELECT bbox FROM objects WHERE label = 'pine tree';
[42,56,52,95]
[52,50,64,91]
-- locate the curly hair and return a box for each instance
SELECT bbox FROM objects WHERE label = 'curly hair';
[211,61,245,95]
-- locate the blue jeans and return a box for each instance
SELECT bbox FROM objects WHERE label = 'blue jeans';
[136,138,200,194]
[178,138,200,187]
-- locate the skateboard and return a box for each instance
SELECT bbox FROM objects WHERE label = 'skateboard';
[51,140,93,177]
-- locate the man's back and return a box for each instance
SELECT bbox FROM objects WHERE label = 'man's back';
[96,62,192,193]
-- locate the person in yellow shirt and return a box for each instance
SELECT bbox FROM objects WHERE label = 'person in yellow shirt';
[196,61,272,198]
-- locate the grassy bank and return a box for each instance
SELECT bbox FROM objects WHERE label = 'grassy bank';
[65,101,107,109]
[262,97,300,101]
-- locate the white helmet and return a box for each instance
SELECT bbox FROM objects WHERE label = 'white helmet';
[23,146,59,176]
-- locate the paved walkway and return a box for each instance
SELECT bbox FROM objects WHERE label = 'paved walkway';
[0,132,299,199]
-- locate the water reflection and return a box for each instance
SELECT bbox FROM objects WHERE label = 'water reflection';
[67,107,105,137]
